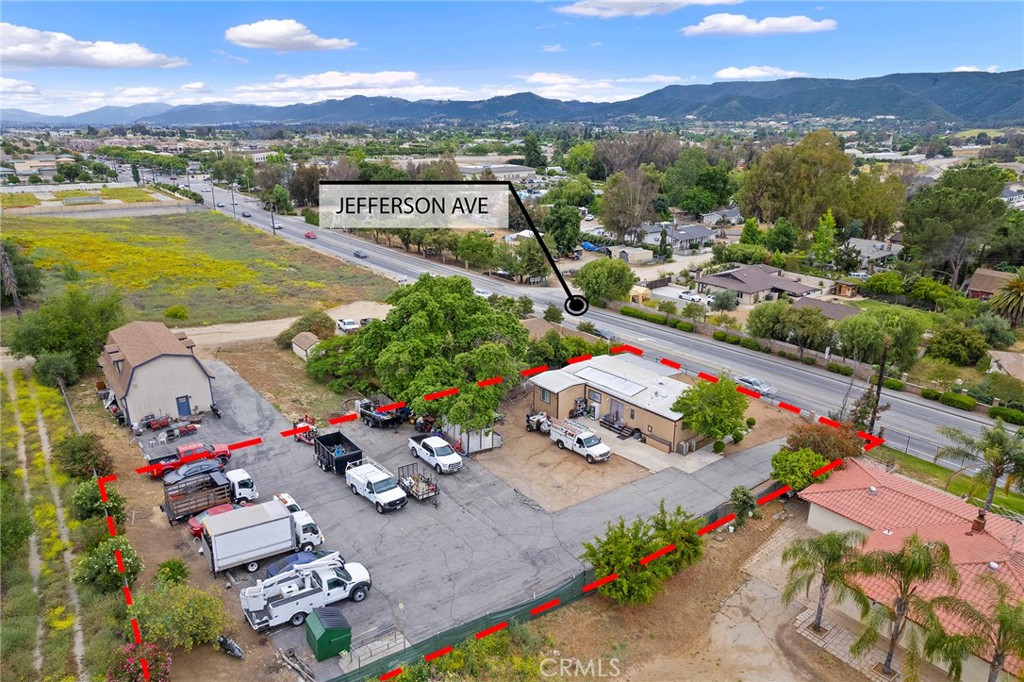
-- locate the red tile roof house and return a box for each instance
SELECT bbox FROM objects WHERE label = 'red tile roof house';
[800,458,1023,681]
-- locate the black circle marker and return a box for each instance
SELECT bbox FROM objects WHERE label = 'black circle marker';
[564,295,589,317]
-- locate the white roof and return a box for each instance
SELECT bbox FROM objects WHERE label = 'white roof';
[204,499,288,535]
[531,369,585,393]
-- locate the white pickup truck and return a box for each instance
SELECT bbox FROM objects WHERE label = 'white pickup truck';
[547,418,612,464]
[408,434,463,474]
[345,458,408,513]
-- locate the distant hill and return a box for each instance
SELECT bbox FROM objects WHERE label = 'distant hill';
[2,71,1021,127]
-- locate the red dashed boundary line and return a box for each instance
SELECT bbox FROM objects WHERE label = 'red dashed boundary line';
[119,342,882,681]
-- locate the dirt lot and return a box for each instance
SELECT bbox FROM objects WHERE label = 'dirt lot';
[722,393,803,456]
[535,501,867,682]
[66,382,293,682]
[477,390,651,512]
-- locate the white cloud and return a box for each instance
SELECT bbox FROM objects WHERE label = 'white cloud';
[211,49,248,65]
[225,19,356,51]
[714,65,809,79]
[181,82,212,92]
[682,13,837,36]
[953,65,999,73]
[0,22,187,68]
[0,77,39,95]
[542,44,566,52]
[591,41,603,46]
[556,0,741,19]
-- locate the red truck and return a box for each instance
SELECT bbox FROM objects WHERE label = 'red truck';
[145,441,230,478]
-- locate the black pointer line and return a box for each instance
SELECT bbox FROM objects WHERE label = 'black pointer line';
[508,184,572,298]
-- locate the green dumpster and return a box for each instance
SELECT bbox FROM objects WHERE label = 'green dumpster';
[305,607,352,662]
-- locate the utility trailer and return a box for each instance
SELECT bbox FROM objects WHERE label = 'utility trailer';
[312,431,363,474]
[396,463,440,506]
[356,398,406,429]
[161,469,258,524]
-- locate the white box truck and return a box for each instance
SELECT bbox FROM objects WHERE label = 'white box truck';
[548,418,612,463]
[198,497,324,574]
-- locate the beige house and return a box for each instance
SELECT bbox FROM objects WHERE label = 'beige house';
[988,350,1024,382]
[291,331,321,361]
[98,321,214,427]
[529,354,699,454]
[617,247,653,265]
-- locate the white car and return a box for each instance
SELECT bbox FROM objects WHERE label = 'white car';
[337,319,360,333]
[736,376,777,396]
[678,291,705,303]
[474,289,492,298]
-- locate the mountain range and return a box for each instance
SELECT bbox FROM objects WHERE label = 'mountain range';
[3,71,1022,127]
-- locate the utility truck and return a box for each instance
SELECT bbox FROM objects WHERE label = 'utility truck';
[239,552,371,631]
[313,430,363,474]
[345,458,408,513]
[198,498,324,574]
[408,434,463,474]
[161,469,257,524]
[530,415,611,464]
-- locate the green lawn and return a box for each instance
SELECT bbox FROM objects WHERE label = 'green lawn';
[99,187,158,203]
[1,193,41,208]
[2,213,397,325]
[849,298,945,331]
[871,446,1024,516]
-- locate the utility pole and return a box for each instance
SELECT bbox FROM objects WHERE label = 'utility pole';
[270,205,277,236]
[230,185,236,218]
[868,336,890,433]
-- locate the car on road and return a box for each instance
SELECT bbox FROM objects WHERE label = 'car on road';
[736,376,777,396]
[585,214,595,221]
[354,250,369,259]
[187,503,243,538]
[678,291,706,303]
[474,288,492,298]
[593,328,617,342]
[265,549,341,578]
[241,211,251,217]
[304,231,317,239]
[216,203,225,208]
[162,458,224,485]
[396,276,409,284]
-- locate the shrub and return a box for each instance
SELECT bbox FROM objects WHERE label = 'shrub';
[712,331,727,342]
[154,559,189,587]
[70,516,111,553]
[725,335,741,345]
[989,406,1024,426]
[106,643,172,682]
[274,310,335,349]
[771,447,830,491]
[882,378,904,391]
[746,417,756,428]
[74,536,142,592]
[827,362,854,376]
[729,486,758,527]
[802,356,817,365]
[620,306,668,325]
[131,583,227,650]
[777,350,800,361]
[926,324,990,367]
[163,305,188,320]
[731,431,744,444]
[785,422,863,463]
[675,320,694,332]
[34,351,82,387]
[71,479,126,525]
[921,388,942,400]
[55,432,114,479]
[739,338,763,352]
[939,392,977,411]
[713,440,726,453]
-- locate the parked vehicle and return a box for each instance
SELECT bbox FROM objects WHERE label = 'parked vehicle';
[357,398,405,429]
[736,376,777,396]
[312,431,363,474]
[162,458,225,485]
[292,415,318,445]
[198,498,324,574]
[397,463,440,506]
[210,402,222,418]
[547,418,611,464]
[217,635,244,659]
[274,492,302,514]
[146,441,230,480]
[474,288,492,297]
[187,502,244,537]
[677,291,706,303]
[162,469,257,525]
[337,319,360,333]
[345,458,408,513]
[266,549,341,578]
[525,411,551,433]
[408,434,463,474]
[239,552,370,631]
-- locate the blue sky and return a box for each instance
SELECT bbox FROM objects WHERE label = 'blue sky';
[2,1,1021,115]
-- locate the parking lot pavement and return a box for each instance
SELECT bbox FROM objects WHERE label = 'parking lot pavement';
[202,359,783,677]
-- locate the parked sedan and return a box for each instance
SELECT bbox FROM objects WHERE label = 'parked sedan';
[265,549,341,578]
[736,376,778,396]
[187,503,243,537]
[678,291,705,303]
[162,458,224,485]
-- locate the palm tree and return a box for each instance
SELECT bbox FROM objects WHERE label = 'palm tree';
[989,267,1024,327]
[936,419,1024,511]
[781,530,869,633]
[0,242,23,319]
[851,533,959,681]
[924,575,1024,682]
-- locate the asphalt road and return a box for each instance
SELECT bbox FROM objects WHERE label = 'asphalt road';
[199,195,1010,473]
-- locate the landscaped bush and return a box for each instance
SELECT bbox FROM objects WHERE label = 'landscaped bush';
[163,305,188,320]
[55,432,114,479]
[154,559,189,587]
[131,583,226,650]
[729,486,758,527]
[74,536,142,592]
[712,331,727,342]
[777,350,800,361]
[785,422,863,463]
[107,643,172,682]
[882,378,904,391]
[989,406,1024,426]
[771,447,830,491]
[675,320,694,332]
[71,479,126,525]
[746,417,756,428]
[740,338,764,352]
[802,356,817,365]
[939,392,977,411]
[713,440,726,453]
[921,388,942,400]
[725,335,741,345]
[731,431,744,444]
[620,306,669,325]
[827,362,854,376]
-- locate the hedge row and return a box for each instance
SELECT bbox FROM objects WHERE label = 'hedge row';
[712,331,727,341]
[620,306,669,324]
[989,406,1024,425]
[940,392,977,411]
[883,378,904,391]
[921,388,942,400]
[826,363,854,376]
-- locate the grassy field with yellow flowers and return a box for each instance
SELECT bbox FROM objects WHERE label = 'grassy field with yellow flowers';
[3,212,397,324]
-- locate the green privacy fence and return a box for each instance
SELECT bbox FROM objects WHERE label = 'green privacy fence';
[327,480,787,682]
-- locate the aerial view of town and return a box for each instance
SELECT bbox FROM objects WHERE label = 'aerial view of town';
[1,2,1023,681]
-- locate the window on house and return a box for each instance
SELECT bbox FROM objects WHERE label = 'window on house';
[587,390,601,403]
[629,408,636,420]
[114,360,123,373]
[540,389,550,404]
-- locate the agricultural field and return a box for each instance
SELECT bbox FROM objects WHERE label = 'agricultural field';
[2,213,397,324]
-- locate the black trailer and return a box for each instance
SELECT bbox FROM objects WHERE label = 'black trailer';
[356,399,406,429]
[313,431,364,475]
